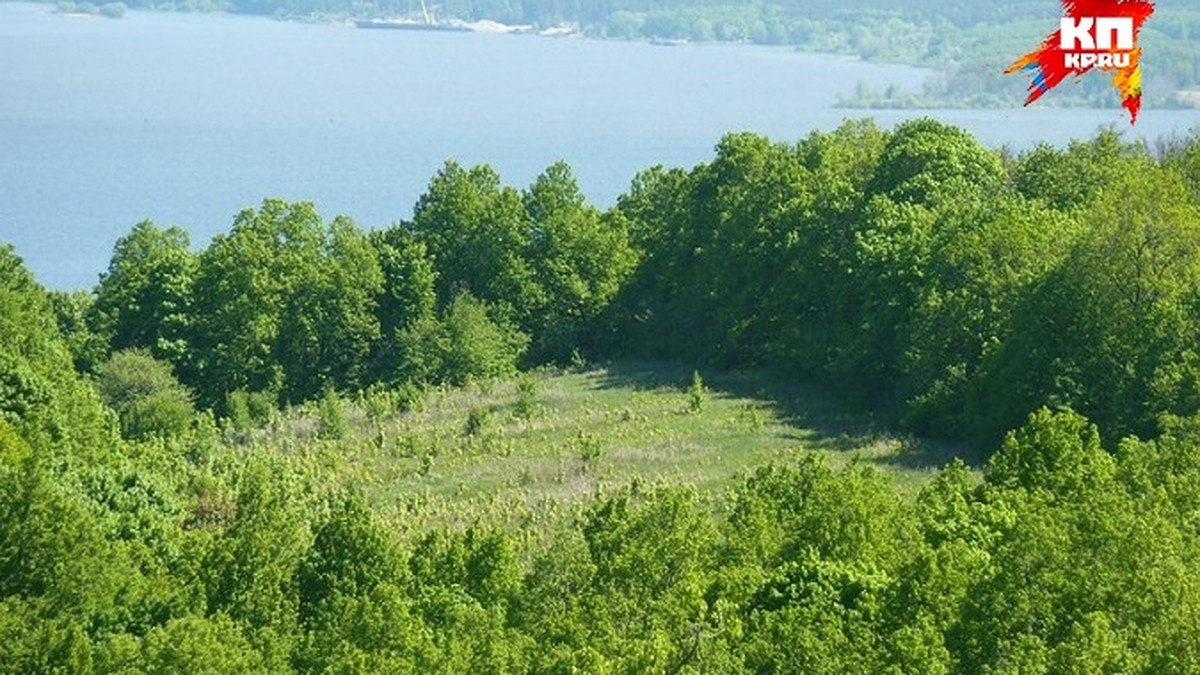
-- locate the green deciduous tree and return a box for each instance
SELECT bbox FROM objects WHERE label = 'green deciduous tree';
[985,407,1115,498]
[903,193,1076,436]
[865,117,1004,207]
[191,200,324,405]
[47,290,108,374]
[0,246,113,466]
[202,459,306,668]
[93,221,196,368]
[975,162,1200,442]
[276,215,383,402]
[368,226,438,383]
[1012,130,1146,212]
[298,494,403,626]
[191,200,384,407]
[579,485,717,672]
[524,161,637,361]
[410,161,539,317]
[137,614,269,675]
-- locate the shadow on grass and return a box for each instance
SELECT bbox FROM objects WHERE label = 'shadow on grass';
[587,359,987,472]
[875,436,988,472]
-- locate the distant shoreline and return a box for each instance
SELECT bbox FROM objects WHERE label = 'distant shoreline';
[29,2,1198,113]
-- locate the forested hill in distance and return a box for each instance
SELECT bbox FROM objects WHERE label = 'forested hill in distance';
[5,119,1200,670]
[39,0,1200,109]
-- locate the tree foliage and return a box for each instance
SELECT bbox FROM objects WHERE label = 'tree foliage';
[3,121,1200,671]
[92,221,195,368]
[95,348,195,441]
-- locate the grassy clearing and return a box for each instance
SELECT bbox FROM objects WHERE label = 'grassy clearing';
[244,361,977,533]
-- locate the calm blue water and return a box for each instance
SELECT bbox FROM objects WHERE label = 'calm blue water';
[1,2,1197,290]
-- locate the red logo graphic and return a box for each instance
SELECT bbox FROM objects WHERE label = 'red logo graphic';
[1005,0,1155,124]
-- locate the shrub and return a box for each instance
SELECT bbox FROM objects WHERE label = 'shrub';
[465,406,491,437]
[513,374,539,419]
[95,349,194,441]
[576,429,602,463]
[318,387,347,441]
[396,292,529,387]
[687,370,706,415]
[224,389,275,433]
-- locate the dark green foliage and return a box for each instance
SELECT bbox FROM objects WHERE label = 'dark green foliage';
[368,226,438,384]
[463,406,490,437]
[276,216,384,403]
[523,161,638,361]
[0,597,96,674]
[410,160,635,364]
[190,200,383,407]
[190,200,324,404]
[902,192,1074,436]
[92,221,196,367]
[1012,131,1144,212]
[67,124,1199,451]
[615,125,1200,446]
[0,429,106,604]
[201,460,306,669]
[297,495,403,626]
[973,161,1200,443]
[866,117,1004,206]
[409,161,537,315]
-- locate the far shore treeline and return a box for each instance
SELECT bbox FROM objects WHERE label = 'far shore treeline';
[4,118,1200,671]
[33,0,1200,109]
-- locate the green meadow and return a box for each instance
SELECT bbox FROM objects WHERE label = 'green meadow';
[241,362,972,538]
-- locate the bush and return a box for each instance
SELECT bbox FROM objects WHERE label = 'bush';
[441,293,529,385]
[360,384,396,424]
[686,370,706,415]
[95,349,194,441]
[318,387,347,441]
[464,406,490,437]
[396,292,529,387]
[513,374,539,419]
[224,389,275,433]
[576,429,602,463]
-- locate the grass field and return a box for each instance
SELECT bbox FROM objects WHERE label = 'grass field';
[240,361,978,534]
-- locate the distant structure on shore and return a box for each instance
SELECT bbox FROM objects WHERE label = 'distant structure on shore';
[355,0,470,32]
[354,18,470,32]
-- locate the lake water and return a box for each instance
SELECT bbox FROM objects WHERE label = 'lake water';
[1,2,1197,290]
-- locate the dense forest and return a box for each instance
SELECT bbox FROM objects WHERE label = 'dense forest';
[5,119,1200,671]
